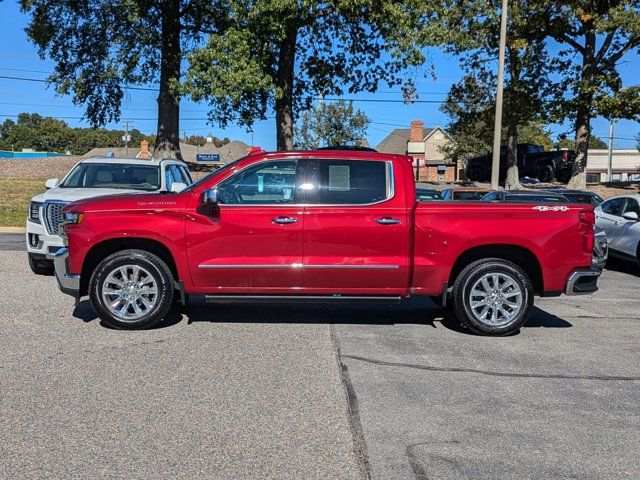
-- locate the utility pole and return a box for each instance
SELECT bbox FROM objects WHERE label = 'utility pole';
[490,0,508,190]
[123,121,131,157]
[607,118,616,182]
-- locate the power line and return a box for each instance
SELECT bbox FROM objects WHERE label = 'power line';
[0,75,158,92]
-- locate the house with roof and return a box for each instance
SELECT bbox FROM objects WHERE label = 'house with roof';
[375,120,457,182]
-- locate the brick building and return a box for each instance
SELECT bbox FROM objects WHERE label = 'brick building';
[375,120,456,181]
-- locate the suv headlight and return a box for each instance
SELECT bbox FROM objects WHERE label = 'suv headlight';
[29,202,42,224]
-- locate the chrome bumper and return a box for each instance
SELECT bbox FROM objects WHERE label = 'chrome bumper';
[53,247,81,299]
[565,267,600,296]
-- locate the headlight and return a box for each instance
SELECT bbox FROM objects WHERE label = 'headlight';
[64,212,84,225]
[29,202,42,224]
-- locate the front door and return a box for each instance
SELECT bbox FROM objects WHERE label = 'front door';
[301,158,410,295]
[597,197,626,248]
[186,159,306,291]
[614,197,640,255]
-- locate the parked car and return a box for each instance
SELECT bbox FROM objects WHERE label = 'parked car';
[415,187,442,201]
[27,157,193,275]
[595,194,640,268]
[466,144,575,183]
[481,190,570,203]
[545,189,604,206]
[52,150,599,336]
[440,187,491,200]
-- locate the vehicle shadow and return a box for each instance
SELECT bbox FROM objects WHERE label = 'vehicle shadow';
[604,256,640,277]
[73,296,572,334]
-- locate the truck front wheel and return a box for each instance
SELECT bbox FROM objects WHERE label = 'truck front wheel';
[451,258,534,336]
[89,249,175,330]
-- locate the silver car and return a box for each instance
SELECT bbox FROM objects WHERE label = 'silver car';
[595,194,640,268]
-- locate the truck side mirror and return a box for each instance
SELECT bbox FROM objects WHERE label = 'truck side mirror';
[203,188,218,205]
[170,182,187,193]
[623,211,639,221]
[45,178,59,189]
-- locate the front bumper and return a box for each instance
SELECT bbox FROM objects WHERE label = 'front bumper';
[592,230,608,270]
[53,247,81,299]
[565,267,600,296]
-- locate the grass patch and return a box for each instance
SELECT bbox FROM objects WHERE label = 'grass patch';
[0,178,47,227]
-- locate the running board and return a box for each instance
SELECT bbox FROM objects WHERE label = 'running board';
[205,295,402,304]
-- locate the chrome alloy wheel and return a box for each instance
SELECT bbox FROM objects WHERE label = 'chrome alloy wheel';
[101,265,159,321]
[468,272,523,326]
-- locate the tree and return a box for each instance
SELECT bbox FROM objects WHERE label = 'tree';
[0,113,150,155]
[557,135,607,150]
[546,0,640,188]
[294,100,369,149]
[20,0,226,159]
[441,0,557,188]
[183,0,439,150]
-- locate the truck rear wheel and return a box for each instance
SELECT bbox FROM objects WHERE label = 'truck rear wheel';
[451,258,533,336]
[89,249,175,330]
[536,164,554,183]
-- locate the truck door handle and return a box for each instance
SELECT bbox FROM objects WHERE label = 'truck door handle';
[376,217,401,225]
[272,216,298,224]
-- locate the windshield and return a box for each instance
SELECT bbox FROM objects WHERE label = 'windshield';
[453,191,486,200]
[505,195,568,203]
[61,163,160,191]
[183,158,244,192]
[565,193,603,205]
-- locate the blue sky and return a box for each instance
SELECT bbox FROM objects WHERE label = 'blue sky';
[0,1,638,151]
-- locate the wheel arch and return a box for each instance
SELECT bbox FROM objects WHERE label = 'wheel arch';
[79,237,179,296]
[448,244,543,295]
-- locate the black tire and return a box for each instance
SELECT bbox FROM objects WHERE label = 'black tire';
[536,164,554,183]
[556,170,571,183]
[89,249,175,330]
[28,253,54,275]
[451,258,534,336]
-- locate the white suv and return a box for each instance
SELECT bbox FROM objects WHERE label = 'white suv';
[26,157,193,274]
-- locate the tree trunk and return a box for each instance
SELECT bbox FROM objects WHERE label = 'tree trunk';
[275,26,297,151]
[567,107,590,189]
[153,0,182,160]
[567,30,596,189]
[504,116,520,190]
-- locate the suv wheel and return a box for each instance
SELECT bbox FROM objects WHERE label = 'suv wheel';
[89,249,175,329]
[536,164,554,183]
[452,258,534,336]
[28,253,54,275]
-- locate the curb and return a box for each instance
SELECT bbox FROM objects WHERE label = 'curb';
[0,227,26,233]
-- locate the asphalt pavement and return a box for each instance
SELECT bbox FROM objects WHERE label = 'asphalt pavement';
[336,259,640,480]
[2,231,639,479]
[0,232,24,251]
[0,250,364,480]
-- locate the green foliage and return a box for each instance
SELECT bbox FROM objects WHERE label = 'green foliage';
[0,113,148,155]
[295,100,369,149]
[557,135,608,150]
[440,0,557,167]
[182,0,442,146]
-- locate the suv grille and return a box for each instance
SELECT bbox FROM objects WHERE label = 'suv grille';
[43,202,69,235]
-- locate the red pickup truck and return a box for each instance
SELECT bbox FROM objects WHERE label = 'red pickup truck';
[53,150,600,335]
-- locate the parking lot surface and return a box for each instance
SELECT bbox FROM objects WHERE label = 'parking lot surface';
[0,250,363,480]
[336,260,640,480]
[2,237,639,479]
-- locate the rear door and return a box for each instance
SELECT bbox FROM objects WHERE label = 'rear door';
[301,158,410,295]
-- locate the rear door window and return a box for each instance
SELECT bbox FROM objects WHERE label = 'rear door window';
[310,159,390,205]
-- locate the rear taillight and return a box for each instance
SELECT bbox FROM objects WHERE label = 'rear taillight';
[562,150,570,161]
[579,210,595,254]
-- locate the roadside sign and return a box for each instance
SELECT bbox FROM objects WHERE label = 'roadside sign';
[196,154,221,162]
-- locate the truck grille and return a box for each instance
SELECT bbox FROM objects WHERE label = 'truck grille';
[43,201,69,236]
